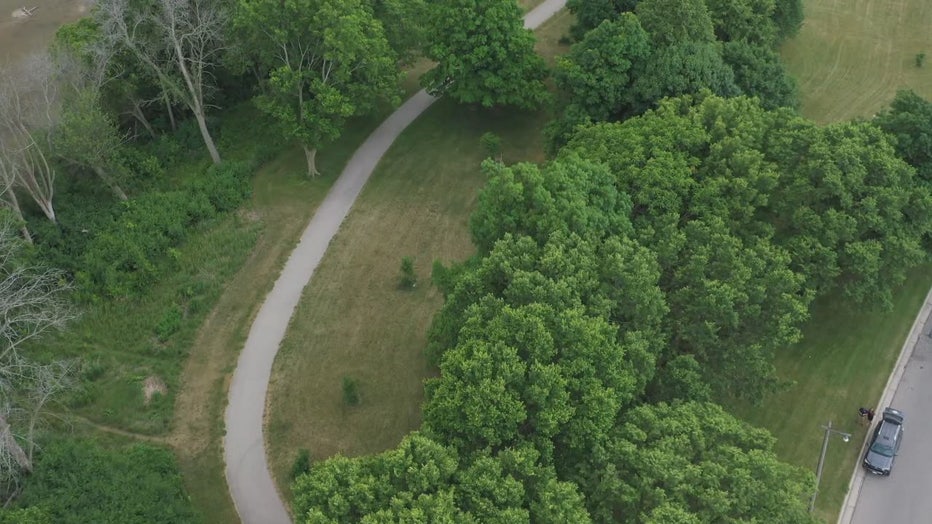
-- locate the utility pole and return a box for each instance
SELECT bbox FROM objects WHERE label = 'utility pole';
[809,421,852,512]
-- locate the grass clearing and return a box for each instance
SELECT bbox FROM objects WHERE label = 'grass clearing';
[266,13,572,502]
[781,0,932,123]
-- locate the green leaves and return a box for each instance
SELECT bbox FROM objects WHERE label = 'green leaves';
[236,0,401,173]
[422,0,548,110]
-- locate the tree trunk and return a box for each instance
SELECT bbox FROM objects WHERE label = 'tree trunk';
[0,415,31,473]
[193,108,222,165]
[303,145,319,177]
[92,165,128,201]
[129,99,156,139]
[164,91,176,132]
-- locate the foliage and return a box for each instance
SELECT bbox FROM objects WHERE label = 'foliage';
[635,0,715,46]
[705,0,778,46]
[342,376,360,406]
[587,401,815,522]
[874,90,932,182]
[722,40,798,110]
[771,0,804,40]
[292,433,590,523]
[565,0,637,40]
[290,449,312,480]
[422,0,549,110]
[15,439,199,524]
[399,256,417,289]
[75,160,251,298]
[916,52,927,67]
[235,0,401,175]
[632,41,739,110]
[554,15,651,122]
[155,304,183,341]
[479,132,502,159]
[562,93,932,392]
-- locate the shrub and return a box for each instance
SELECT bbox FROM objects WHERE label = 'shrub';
[342,377,360,406]
[916,52,926,67]
[16,439,199,524]
[479,132,502,160]
[155,305,183,341]
[399,256,417,289]
[290,449,312,480]
[187,161,252,213]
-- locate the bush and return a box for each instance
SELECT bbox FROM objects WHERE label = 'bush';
[76,160,253,299]
[187,161,252,213]
[916,52,926,67]
[342,376,360,406]
[290,449,312,480]
[16,439,200,524]
[399,256,417,289]
[479,132,502,160]
[155,305,183,341]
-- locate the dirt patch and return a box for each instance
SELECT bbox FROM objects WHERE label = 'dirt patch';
[143,375,168,405]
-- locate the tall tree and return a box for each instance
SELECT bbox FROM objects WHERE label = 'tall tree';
[422,0,549,110]
[635,0,715,46]
[585,401,815,523]
[235,0,401,176]
[0,56,59,224]
[96,0,228,164]
[554,15,652,122]
[565,0,638,40]
[874,89,932,182]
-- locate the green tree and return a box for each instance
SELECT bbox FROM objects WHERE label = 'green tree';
[422,0,548,110]
[874,89,932,182]
[771,0,804,41]
[51,88,129,200]
[635,0,715,46]
[235,0,401,176]
[633,41,739,111]
[722,40,798,109]
[764,119,932,307]
[588,402,815,523]
[565,0,638,40]
[705,0,777,46]
[554,15,652,122]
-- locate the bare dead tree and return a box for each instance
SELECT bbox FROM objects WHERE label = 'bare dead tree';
[96,0,228,164]
[0,55,59,223]
[0,217,74,496]
[0,218,73,363]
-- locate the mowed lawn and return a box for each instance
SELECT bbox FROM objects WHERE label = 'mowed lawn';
[265,12,573,501]
[745,0,932,520]
[782,0,932,123]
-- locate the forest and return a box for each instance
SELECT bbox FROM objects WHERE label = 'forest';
[2,0,932,521]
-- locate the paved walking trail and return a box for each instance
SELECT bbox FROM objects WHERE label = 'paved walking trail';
[223,2,567,522]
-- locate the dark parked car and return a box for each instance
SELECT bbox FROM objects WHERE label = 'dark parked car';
[863,407,905,476]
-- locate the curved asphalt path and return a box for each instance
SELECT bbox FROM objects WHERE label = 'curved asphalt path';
[222,2,567,522]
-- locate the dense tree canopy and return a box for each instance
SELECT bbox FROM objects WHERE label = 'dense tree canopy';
[421,0,548,109]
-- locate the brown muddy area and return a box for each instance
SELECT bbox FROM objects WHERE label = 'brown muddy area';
[0,0,92,65]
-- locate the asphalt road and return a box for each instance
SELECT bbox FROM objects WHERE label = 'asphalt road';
[222,2,568,523]
[849,311,932,524]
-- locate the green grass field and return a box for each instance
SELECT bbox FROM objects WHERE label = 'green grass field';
[782,0,932,123]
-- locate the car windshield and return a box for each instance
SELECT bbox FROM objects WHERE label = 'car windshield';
[870,441,894,457]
